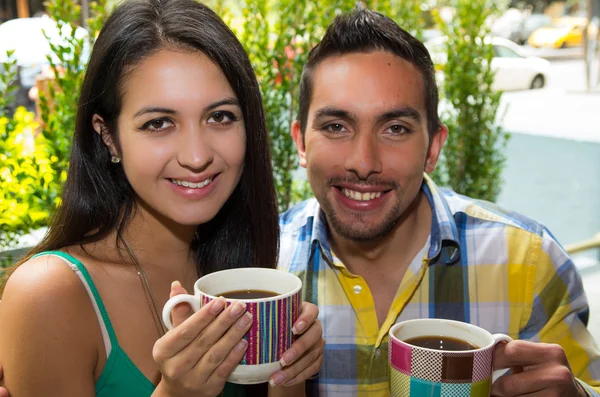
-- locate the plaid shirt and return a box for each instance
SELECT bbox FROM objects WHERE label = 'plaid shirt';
[278,175,600,397]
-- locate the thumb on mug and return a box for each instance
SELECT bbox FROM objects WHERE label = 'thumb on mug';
[169,280,193,327]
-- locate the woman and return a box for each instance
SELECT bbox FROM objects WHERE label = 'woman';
[0,0,324,395]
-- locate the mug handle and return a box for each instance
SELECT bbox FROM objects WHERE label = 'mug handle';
[491,333,514,382]
[161,294,200,330]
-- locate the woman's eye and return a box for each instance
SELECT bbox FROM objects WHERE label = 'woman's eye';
[141,118,174,131]
[208,111,238,124]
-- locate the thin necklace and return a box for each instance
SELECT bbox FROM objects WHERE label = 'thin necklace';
[121,236,166,338]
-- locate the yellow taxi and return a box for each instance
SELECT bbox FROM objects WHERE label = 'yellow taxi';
[528,17,595,48]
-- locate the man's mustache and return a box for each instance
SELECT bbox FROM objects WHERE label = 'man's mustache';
[326,175,397,190]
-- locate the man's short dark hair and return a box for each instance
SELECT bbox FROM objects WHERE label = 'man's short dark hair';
[298,4,441,139]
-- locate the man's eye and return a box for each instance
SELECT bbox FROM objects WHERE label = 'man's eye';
[324,123,346,132]
[208,111,238,124]
[386,125,410,135]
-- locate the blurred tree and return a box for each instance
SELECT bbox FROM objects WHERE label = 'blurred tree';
[38,0,109,202]
[0,0,110,249]
[431,0,509,202]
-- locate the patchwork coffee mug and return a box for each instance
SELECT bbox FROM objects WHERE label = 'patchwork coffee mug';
[162,267,302,384]
[388,319,512,397]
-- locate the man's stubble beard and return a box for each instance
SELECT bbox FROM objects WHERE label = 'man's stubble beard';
[320,189,405,242]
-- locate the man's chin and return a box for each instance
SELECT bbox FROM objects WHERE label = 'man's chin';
[328,216,398,242]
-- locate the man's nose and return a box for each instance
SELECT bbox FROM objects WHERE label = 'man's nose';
[344,133,382,180]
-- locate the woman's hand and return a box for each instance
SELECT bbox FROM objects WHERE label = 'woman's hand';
[152,282,252,397]
[0,364,10,397]
[268,302,324,388]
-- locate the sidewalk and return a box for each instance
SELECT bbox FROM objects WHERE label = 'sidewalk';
[499,59,600,143]
[520,45,584,60]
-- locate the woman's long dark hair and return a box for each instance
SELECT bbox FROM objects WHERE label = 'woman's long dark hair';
[1,0,279,288]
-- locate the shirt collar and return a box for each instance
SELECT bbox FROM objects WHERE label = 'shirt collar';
[422,174,461,265]
[309,174,462,266]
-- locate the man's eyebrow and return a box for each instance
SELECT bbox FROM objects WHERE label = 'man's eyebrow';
[133,97,240,118]
[376,107,422,124]
[312,107,357,122]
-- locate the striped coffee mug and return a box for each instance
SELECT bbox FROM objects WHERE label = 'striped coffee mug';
[388,319,512,397]
[162,268,302,384]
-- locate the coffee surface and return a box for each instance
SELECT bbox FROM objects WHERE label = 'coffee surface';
[220,289,279,299]
[404,336,478,351]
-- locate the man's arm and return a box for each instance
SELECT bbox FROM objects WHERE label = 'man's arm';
[492,228,600,396]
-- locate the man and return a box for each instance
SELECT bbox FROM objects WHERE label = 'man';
[1,5,599,397]
[278,5,600,397]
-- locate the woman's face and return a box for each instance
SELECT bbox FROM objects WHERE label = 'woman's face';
[97,49,246,227]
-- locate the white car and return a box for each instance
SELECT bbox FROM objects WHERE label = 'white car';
[425,36,551,91]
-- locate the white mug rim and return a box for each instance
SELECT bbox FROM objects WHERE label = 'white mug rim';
[389,318,496,353]
[194,267,302,303]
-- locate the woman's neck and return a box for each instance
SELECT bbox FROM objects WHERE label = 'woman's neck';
[119,201,197,273]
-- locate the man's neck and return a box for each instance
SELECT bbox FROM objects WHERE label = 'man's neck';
[328,190,432,277]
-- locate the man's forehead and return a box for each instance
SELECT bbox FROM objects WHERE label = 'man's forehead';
[309,51,426,119]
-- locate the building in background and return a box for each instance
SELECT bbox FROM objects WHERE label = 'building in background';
[0,0,44,22]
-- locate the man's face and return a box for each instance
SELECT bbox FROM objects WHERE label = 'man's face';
[293,50,446,241]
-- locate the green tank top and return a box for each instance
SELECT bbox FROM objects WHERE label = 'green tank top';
[33,251,248,397]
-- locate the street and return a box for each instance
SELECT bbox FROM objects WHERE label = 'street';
[500,55,600,143]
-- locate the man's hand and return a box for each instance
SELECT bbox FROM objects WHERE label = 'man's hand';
[0,364,10,397]
[492,340,588,397]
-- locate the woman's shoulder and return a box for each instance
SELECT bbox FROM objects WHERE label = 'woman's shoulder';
[4,252,85,301]
[0,252,99,394]
[1,252,99,334]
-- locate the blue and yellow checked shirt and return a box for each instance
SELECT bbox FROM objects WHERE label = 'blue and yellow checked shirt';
[278,175,600,396]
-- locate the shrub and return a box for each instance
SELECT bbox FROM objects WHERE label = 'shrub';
[431,0,509,202]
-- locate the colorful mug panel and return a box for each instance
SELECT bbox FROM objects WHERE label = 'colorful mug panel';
[388,336,494,383]
[201,291,301,365]
[390,370,491,397]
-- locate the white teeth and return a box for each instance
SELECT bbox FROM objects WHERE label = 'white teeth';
[342,188,382,201]
[172,177,213,189]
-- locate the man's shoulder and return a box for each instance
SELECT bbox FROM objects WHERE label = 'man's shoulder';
[278,197,322,272]
[437,189,571,266]
[440,188,547,238]
[279,197,321,234]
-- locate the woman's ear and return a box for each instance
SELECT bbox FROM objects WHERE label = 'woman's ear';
[92,114,119,158]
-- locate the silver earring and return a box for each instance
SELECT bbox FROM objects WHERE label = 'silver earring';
[111,156,121,164]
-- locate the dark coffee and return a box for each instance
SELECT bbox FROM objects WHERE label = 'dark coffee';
[220,289,279,299]
[404,336,478,351]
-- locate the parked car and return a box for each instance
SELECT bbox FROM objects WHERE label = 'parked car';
[491,8,526,43]
[0,15,89,111]
[528,16,596,48]
[515,14,553,44]
[492,11,553,45]
[425,36,551,91]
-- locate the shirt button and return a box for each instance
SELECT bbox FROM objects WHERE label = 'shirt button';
[353,285,362,294]
[375,349,381,358]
